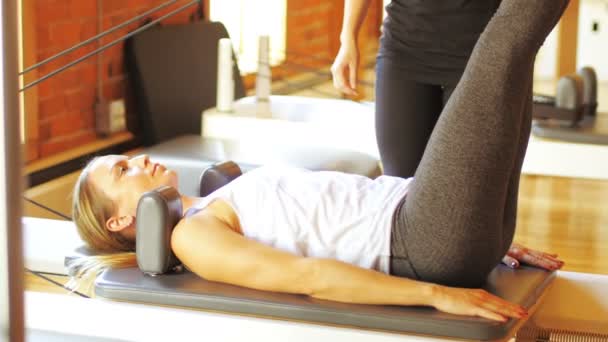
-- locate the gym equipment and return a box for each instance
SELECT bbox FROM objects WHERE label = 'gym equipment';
[135,186,183,276]
[90,162,556,341]
[126,20,246,146]
[532,66,599,126]
[532,67,608,145]
[533,66,598,123]
[136,161,242,276]
[198,161,242,197]
[533,74,585,125]
[19,164,605,341]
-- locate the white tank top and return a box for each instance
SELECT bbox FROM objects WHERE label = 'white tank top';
[188,165,413,274]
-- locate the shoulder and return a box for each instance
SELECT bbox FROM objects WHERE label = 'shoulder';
[171,200,239,275]
[177,199,241,236]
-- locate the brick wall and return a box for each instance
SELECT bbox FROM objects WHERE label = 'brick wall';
[30,0,195,159]
[26,0,382,161]
[285,0,382,76]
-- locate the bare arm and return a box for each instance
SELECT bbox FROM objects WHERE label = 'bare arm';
[340,0,372,44]
[172,205,526,321]
[331,0,372,95]
[172,207,431,305]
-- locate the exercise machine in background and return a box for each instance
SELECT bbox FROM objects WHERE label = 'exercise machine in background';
[532,66,608,145]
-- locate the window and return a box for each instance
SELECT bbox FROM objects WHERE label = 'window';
[209,0,286,74]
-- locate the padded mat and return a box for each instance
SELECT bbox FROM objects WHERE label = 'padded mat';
[96,265,555,340]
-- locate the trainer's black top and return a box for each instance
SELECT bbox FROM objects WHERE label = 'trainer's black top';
[379,0,501,85]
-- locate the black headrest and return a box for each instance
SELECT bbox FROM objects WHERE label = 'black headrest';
[136,161,242,275]
[199,161,242,197]
[136,186,182,276]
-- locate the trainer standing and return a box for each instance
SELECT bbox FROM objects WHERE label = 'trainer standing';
[332,0,505,177]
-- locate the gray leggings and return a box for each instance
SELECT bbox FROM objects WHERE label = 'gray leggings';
[389,0,570,288]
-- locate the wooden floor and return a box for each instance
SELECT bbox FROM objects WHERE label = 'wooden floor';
[517,175,608,275]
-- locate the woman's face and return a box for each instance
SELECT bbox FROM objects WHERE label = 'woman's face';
[87,154,178,217]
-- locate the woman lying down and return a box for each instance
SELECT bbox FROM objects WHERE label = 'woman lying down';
[70,0,568,323]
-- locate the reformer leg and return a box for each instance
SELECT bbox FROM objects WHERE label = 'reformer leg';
[391,0,569,287]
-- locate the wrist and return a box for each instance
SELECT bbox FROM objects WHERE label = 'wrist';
[339,32,357,45]
[423,283,442,307]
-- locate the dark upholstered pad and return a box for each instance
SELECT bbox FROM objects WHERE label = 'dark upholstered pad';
[126,21,245,146]
[96,265,554,340]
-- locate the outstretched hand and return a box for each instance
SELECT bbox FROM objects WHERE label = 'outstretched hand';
[431,243,563,322]
[432,286,527,322]
[502,243,564,271]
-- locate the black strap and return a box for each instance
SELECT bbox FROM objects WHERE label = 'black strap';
[25,268,90,298]
[23,196,71,221]
[22,197,92,297]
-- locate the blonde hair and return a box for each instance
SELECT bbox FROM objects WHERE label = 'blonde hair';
[68,158,138,293]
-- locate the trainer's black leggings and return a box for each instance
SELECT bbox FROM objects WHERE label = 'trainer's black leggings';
[388,0,570,288]
[375,63,457,178]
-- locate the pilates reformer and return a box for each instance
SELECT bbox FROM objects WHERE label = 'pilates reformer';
[11,0,608,341]
[21,164,608,341]
[532,66,608,145]
[86,162,557,341]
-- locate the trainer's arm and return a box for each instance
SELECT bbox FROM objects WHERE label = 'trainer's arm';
[340,0,372,43]
[172,208,526,321]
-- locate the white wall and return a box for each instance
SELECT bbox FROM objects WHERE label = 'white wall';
[535,27,559,80]
[535,0,608,81]
[577,0,608,80]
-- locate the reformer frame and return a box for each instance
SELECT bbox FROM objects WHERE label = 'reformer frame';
[12,1,592,341]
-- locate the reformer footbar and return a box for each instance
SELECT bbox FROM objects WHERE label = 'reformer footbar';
[91,161,556,341]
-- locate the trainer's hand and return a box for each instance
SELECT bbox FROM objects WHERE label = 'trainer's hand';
[431,285,528,322]
[331,39,359,96]
[502,243,564,271]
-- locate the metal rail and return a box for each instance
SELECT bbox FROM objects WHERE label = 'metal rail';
[19,0,180,75]
[20,0,201,92]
